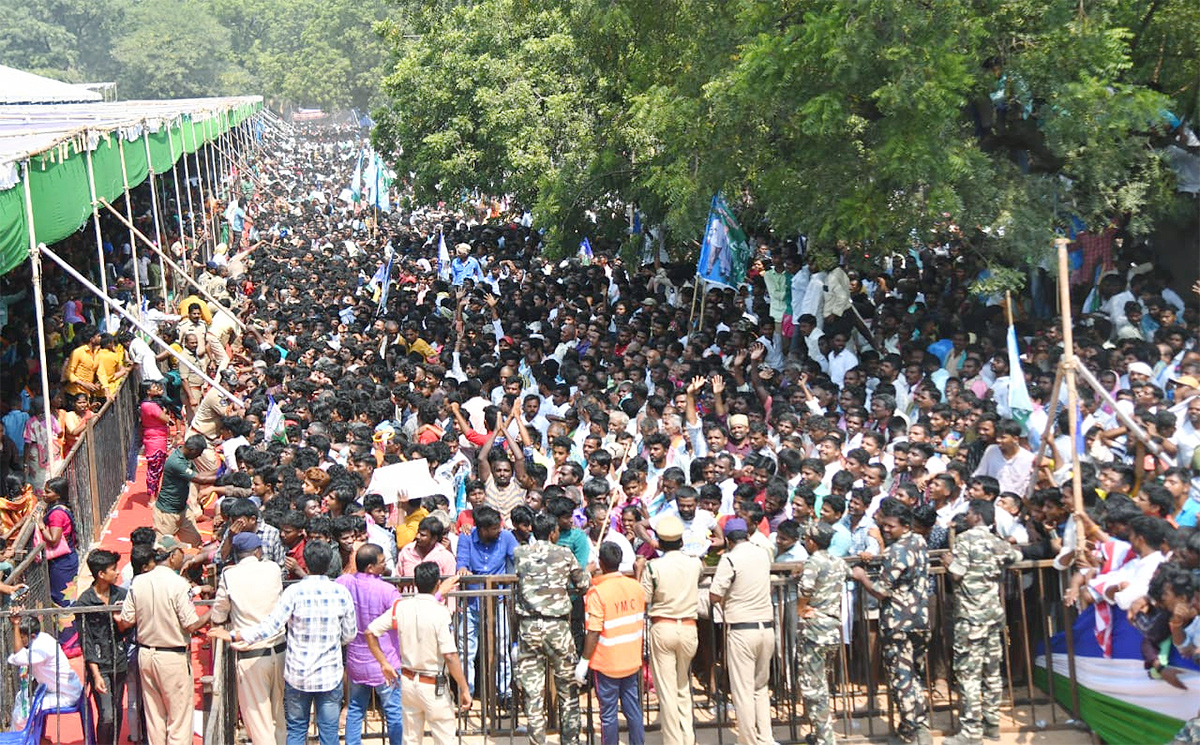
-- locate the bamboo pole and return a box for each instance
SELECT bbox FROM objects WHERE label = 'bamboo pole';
[1055,237,1087,554]
[22,161,57,475]
[39,244,245,407]
[687,275,701,330]
[1026,362,1065,501]
[98,199,248,332]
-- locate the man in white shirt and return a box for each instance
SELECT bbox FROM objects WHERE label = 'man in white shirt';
[826,332,858,387]
[972,419,1036,496]
[125,331,164,382]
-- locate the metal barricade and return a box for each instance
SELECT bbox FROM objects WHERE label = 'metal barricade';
[199,560,1083,744]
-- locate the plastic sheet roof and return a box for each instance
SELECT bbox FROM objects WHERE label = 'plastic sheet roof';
[0,96,264,171]
[0,65,102,105]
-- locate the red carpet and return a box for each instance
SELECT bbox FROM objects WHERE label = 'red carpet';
[44,460,210,744]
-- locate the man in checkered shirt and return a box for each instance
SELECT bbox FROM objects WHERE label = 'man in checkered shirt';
[211,540,356,745]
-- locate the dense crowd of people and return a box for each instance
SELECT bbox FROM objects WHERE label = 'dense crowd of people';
[1,123,1199,745]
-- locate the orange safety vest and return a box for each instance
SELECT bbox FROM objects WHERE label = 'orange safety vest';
[585,572,645,678]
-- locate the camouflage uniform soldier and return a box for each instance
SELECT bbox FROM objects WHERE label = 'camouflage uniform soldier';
[513,513,591,745]
[797,524,851,745]
[943,500,1022,745]
[851,500,932,745]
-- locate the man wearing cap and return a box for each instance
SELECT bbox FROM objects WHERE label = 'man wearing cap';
[119,536,208,745]
[449,243,484,287]
[636,514,702,745]
[209,541,356,745]
[513,513,590,745]
[709,517,775,745]
[796,524,851,745]
[1171,391,1200,467]
[210,532,286,745]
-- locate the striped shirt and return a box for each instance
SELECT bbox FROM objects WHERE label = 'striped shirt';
[585,572,645,678]
[242,574,356,692]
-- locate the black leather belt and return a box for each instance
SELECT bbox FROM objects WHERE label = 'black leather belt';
[520,614,569,621]
[237,641,287,659]
[139,644,188,654]
[727,621,773,630]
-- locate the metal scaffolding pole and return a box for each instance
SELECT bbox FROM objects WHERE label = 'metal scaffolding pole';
[82,136,112,330]
[40,244,245,407]
[143,123,169,303]
[21,161,58,475]
[117,134,144,315]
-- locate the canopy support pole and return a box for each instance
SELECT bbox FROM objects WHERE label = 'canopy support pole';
[143,124,169,303]
[117,135,144,316]
[82,136,113,330]
[40,244,245,407]
[22,162,57,476]
[180,133,201,268]
[197,122,215,261]
[203,118,220,254]
[165,123,189,286]
[98,199,248,333]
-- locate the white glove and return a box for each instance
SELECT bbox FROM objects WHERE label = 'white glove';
[574,658,590,685]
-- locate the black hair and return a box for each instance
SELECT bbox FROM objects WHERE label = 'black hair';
[597,542,623,572]
[879,498,914,527]
[532,512,559,541]
[303,540,335,575]
[86,548,121,578]
[414,561,441,593]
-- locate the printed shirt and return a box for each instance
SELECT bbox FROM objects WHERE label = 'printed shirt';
[242,574,357,692]
[947,524,1022,626]
[877,531,930,633]
[797,550,851,645]
[77,584,131,672]
[513,541,589,619]
[585,572,646,678]
[337,573,401,686]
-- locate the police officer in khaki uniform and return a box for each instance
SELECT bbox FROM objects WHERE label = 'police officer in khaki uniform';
[636,515,702,745]
[209,532,286,745]
[118,536,207,745]
[366,561,471,745]
[709,518,775,745]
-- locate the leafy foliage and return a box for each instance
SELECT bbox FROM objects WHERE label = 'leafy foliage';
[375,0,1197,271]
[0,0,390,109]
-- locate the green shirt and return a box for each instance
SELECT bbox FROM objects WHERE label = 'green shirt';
[156,450,195,514]
[556,527,590,569]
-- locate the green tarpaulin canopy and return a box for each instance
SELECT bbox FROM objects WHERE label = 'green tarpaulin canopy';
[0,96,263,274]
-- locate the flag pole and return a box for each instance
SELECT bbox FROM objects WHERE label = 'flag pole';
[1004,290,1014,327]
[1055,237,1086,554]
[688,275,701,329]
[696,282,708,333]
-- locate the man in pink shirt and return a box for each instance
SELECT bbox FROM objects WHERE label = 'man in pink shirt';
[397,516,456,579]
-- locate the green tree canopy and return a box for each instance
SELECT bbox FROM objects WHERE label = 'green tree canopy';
[374,0,1198,267]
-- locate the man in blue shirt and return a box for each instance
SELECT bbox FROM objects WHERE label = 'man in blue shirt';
[820,494,854,558]
[456,505,517,706]
[450,243,485,287]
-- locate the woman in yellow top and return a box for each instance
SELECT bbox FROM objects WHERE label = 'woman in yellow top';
[60,392,93,456]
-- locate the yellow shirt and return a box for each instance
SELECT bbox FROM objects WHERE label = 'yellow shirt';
[96,348,124,394]
[65,345,104,396]
[395,507,428,549]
